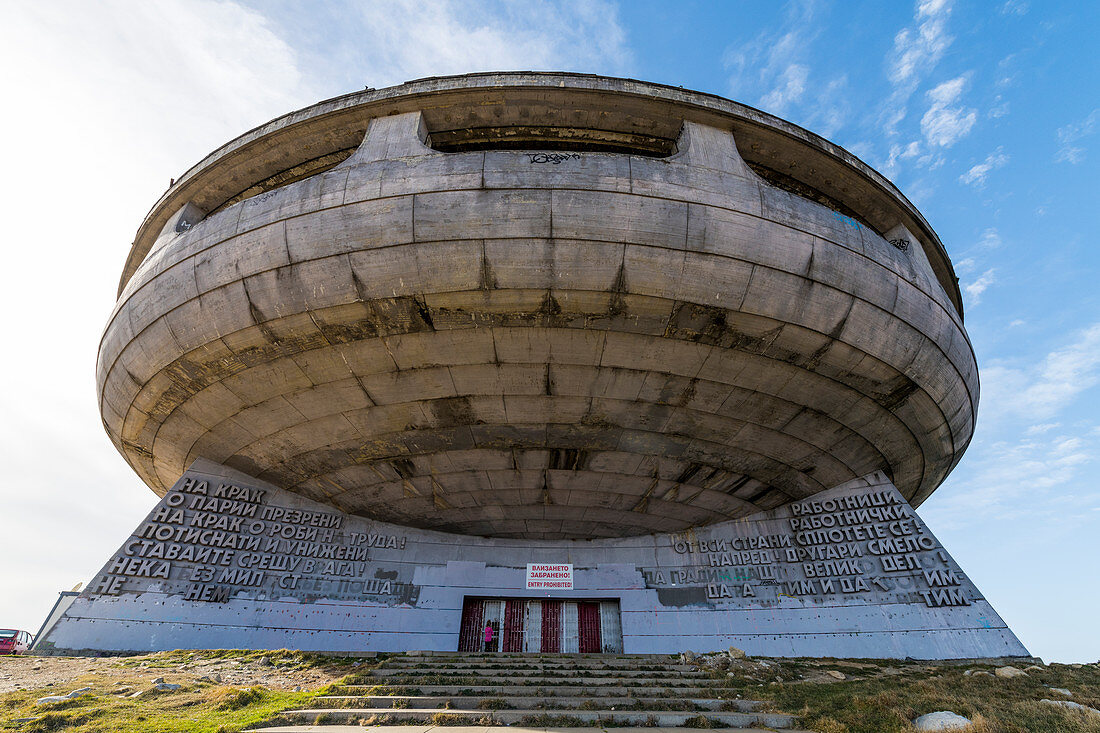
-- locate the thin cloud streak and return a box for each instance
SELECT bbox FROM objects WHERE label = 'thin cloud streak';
[336,0,633,89]
[921,75,977,147]
[1055,109,1099,164]
[960,147,1009,186]
[723,1,849,137]
[883,0,954,134]
[982,323,1100,421]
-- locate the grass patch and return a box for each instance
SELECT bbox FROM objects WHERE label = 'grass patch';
[759,659,1100,733]
[0,678,315,732]
[518,713,593,726]
[476,698,510,710]
[682,714,727,728]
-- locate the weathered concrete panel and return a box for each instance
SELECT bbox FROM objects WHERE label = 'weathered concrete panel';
[36,461,1027,660]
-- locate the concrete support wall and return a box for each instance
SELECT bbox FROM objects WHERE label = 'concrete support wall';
[36,461,1026,659]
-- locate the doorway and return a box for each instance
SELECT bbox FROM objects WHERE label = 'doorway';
[458,598,622,653]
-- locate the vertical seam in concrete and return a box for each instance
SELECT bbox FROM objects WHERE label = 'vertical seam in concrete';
[282,220,292,264]
[549,189,555,239]
[737,264,757,312]
[683,201,690,250]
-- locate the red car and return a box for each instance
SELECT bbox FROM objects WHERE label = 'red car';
[0,629,32,655]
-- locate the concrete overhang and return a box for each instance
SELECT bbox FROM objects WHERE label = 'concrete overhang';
[117,72,964,317]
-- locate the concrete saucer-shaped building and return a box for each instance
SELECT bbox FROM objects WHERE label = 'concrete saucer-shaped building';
[39,73,1025,659]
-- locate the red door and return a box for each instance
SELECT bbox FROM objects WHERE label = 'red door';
[541,600,562,653]
[458,598,485,652]
[578,601,602,653]
[503,600,525,652]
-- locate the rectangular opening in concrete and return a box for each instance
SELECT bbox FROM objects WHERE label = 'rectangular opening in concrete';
[458,597,622,653]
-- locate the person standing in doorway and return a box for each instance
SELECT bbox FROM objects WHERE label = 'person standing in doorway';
[483,622,494,652]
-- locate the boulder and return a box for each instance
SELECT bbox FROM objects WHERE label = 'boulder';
[1040,699,1100,715]
[681,650,697,663]
[826,670,846,680]
[912,711,972,730]
[35,687,91,706]
[994,666,1027,679]
[728,646,747,659]
[1049,687,1073,697]
[154,683,182,692]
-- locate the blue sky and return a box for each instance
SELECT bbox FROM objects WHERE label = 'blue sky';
[1,0,1097,662]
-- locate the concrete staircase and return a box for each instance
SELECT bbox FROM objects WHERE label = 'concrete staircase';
[268,652,803,729]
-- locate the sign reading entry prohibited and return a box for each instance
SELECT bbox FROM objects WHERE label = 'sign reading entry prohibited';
[526,563,573,590]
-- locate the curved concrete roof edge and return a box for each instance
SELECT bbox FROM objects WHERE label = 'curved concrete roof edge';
[118,71,963,316]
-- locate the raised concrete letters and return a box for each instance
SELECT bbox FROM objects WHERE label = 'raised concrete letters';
[33,461,1027,659]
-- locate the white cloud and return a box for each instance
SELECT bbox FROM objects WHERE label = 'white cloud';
[982,323,1100,421]
[1010,319,1027,328]
[0,0,636,638]
[760,63,810,114]
[926,426,1097,529]
[883,140,922,176]
[0,0,319,637]
[960,147,1009,186]
[723,2,849,135]
[921,75,977,147]
[1026,423,1060,435]
[1000,0,1029,15]
[977,228,1003,249]
[337,0,632,89]
[963,269,995,305]
[882,0,954,134]
[1055,109,1099,164]
[889,0,954,87]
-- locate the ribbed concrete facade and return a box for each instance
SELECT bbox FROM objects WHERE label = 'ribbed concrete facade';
[98,74,975,540]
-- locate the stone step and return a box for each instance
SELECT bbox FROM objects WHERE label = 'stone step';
[365,669,708,677]
[253,721,814,726]
[379,663,696,673]
[281,707,799,728]
[399,652,674,659]
[380,657,691,671]
[369,665,706,677]
[333,683,742,697]
[353,675,722,688]
[314,695,764,712]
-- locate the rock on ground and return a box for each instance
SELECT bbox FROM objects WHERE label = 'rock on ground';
[1040,699,1100,715]
[912,711,973,730]
[994,666,1028,679]
[35,687,92,706]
